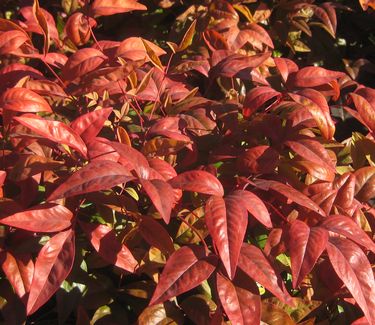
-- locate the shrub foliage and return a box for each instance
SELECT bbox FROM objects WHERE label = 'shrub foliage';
[0,0,374,323]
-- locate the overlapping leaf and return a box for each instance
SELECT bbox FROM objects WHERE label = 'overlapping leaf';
[216,271,261,325]
[14,115,88,158]
[288,220,328,288]
[205,195,248,279]
[150,246,218,305]
[238,243,294,306]
[79,221,138,273]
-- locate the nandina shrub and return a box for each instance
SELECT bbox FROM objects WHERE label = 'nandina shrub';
[0,0,374,324]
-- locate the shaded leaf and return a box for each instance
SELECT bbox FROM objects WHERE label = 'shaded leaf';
[236,145,279,175]
[139,216,175,255]
[9,155,63,182]
[243,87,281,118]
[354,166,375,202]
[210,52,271,78]
[140,179,175,224]
[80,221,138,272]
[0,252,34,299]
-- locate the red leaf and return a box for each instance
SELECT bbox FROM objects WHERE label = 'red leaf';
[238,243,294,306]
[284,137,335,178]
[203,30,229,51]
[140,179,175,224]
[254,179,326,216]
[87,137,120,162]
[289,90,335,139]
[147,157,177,180]
[116,37,166,61]
[0,203,72,232]
[20,5,59,46]
[245,23,274,49]
[327,237,375,325]
[70,107,112,144]
[243,87,281,118]
[90,0,147,17]
[32,0,50,55]
[274,58,298,83]
[236,145,279,175]
[354,166,375,202]
[47,160,134,201]
[349,93,375,133]
[288,220,328,288]
[25,79,67,98]
[61,48,107,82]
[0,251,34,299]
[150,246,217,305]
[334,173,356,209]
[210,52,271,78]
[0,170,5,188]
[27,229,75,315]
[109,141,150,177]
[64,12,95,47]
[229,190,272,228]
[79,221,138,273]
[139,216,175,255]
[0,30,30,55]
[289,66,344,88]
[14,115,88,158]
[320,215,375,254]
[205,195,248,279]
[314,4,337,37]
[169,171,224,197]
[0,88,51,113]
[216,271,261,325]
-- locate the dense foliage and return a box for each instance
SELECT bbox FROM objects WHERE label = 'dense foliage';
[0,0,374,324]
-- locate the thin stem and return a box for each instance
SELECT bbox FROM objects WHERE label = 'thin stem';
[41,58,66,89]
[263,200,289,223]
[117,81,144,129]
[176,214,210,255]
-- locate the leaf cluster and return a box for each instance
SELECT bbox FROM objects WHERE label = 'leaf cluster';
[0,0,374,324]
